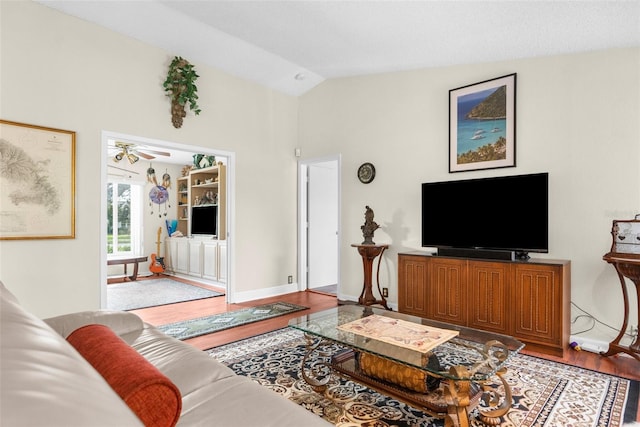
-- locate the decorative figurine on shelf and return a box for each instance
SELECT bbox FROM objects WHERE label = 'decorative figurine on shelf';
[361,205,380,245]
[192,154,216,169]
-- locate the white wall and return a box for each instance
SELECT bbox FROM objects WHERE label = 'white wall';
[298,48,640,345]
[0,1,299,317]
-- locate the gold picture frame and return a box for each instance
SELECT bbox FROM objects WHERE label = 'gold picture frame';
[0,120,76,239]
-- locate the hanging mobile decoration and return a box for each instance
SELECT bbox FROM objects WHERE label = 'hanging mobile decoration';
[149,185,171,218]
[147,163,158,185]
[162,170,171,189]
[147,162,170,217]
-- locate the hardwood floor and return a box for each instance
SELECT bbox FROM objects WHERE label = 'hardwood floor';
[128,274,639,421]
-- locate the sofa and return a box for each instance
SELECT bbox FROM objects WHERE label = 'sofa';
[0,281,330,427]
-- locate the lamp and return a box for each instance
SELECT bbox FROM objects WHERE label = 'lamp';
[127,153,139,164]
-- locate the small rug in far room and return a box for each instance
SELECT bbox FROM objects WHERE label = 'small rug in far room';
[157,302,308,340]
[107,278,224,311]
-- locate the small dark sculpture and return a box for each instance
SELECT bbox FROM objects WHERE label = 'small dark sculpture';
[361,205,380,245]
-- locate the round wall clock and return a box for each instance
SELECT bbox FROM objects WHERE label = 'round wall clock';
[357,162,376,184]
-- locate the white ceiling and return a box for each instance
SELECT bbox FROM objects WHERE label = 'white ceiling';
[36,1,640,96]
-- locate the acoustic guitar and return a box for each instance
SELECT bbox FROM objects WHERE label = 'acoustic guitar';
[149,227,165,275]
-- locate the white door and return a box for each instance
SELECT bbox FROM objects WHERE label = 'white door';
[305,159,339,290]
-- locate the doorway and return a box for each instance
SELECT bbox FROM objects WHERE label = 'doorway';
[298,155,340,296]
[100,131,236,307]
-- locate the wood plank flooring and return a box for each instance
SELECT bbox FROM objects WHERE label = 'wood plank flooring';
[128,275,639,421]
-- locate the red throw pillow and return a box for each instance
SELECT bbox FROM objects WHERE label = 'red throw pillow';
[67,324,181,427]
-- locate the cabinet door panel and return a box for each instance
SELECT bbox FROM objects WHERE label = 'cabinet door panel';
[398,256,428,317]
[429,258,466,324]
[188,242,202,276]
[468,261,509,333]
[513,265,561,345]
[165,239,175,273]
[175,240,189,274]
[202,243,218,280]
[218,242,227,283]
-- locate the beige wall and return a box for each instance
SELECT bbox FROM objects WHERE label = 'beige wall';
[2,1,639,346]
[298,48,640,344]
[1,1,299,316]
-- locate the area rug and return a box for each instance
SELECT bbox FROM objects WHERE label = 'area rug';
[107,278,223,311]
[207,328,639,427]
[157,302,308,340]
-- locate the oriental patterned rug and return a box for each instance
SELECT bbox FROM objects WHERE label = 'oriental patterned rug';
[157,302,307,340]
[207,328,639,427]
[107,278,223,311]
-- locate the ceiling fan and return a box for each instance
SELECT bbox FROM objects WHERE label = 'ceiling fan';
[110,142,171,164]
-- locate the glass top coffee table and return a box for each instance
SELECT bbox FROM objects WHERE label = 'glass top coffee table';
[289,305,524,427]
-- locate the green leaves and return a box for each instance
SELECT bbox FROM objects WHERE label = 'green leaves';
[163,56,202,123]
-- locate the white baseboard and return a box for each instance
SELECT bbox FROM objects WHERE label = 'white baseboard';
[569,335,609,354]
[233,282,300,303]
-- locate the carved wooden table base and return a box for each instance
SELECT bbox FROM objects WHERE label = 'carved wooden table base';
[300,334,515,427]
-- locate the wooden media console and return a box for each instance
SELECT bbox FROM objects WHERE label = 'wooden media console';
[398,252,571,357]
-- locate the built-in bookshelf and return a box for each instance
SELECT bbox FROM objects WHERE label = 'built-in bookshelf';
[175,163,226,239]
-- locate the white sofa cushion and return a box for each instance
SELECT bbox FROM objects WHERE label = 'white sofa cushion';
[0,281,143,427]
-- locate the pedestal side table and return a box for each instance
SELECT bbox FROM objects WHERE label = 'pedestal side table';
[352,243,390,309]
[601,218,640,361]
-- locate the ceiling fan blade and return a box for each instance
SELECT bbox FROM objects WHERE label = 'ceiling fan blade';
[140,148,171,157]
[132,150,155,160]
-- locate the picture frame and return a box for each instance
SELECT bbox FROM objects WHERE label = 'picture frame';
[0,119,76,239]
[449,73,516,173]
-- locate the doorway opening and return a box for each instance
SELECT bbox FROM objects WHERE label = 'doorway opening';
[298,155,341,297]
[100,130,236,307]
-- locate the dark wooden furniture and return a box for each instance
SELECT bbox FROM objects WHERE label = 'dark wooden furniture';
[290,305,524,427]
[601,219,640,361]
[398,252,571,357]
[352,243,390,309]
[107,255,148,281]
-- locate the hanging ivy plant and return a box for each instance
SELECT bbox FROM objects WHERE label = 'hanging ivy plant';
[163,56,201,128]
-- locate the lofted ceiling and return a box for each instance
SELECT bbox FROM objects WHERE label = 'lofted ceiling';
[36,1,640,96]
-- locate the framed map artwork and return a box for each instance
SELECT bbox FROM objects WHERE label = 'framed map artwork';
[0,120,76,239]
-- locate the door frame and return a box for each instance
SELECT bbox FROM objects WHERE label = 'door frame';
[297,154,341,293]
[99,130,236,306]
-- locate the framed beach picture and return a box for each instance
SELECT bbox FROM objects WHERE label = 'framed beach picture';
[449,73,516,173]
[0,120,76,240]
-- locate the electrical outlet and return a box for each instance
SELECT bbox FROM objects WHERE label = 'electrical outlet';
[382,287,388,298]
[287,275,293,284]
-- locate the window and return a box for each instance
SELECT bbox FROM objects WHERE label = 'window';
[107,180,143,256]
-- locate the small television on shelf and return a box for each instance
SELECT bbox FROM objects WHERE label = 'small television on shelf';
[421,172,548,260]
[191,205,217,236]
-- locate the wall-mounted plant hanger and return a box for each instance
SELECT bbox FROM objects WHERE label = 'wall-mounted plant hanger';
[163,56,201,128]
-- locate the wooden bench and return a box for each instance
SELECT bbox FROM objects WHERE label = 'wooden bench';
[107,255,148,281]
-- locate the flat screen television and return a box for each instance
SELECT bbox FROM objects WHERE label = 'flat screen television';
[421,172,548,259]
[191,205,217,236]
